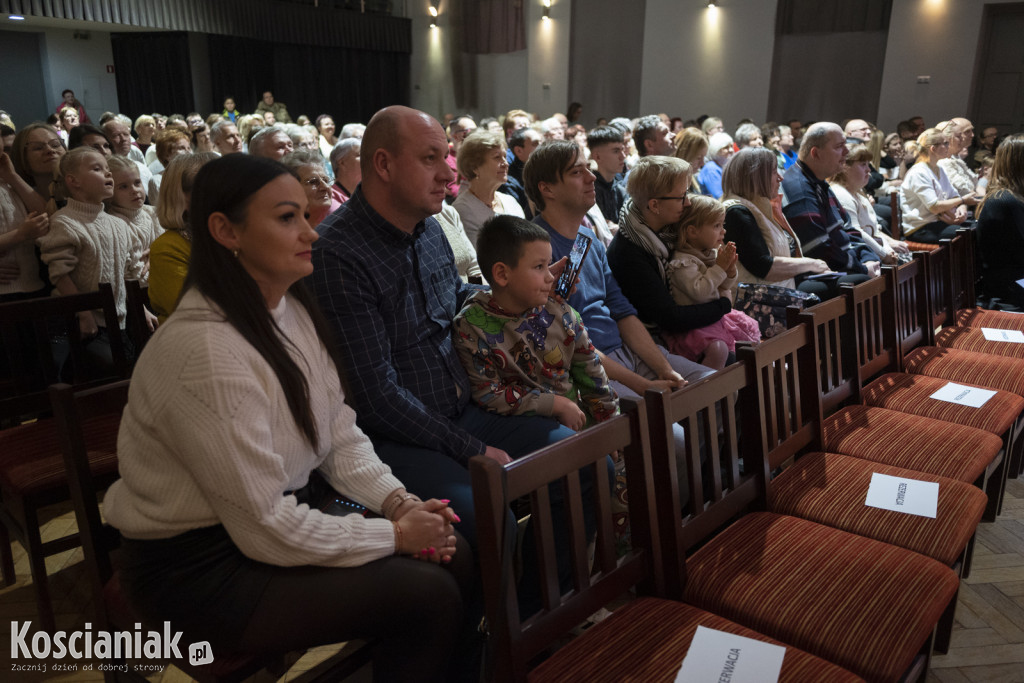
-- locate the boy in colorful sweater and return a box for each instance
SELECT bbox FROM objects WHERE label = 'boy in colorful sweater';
[454,214,618,430]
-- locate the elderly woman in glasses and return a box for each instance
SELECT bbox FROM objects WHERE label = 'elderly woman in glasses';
[281,150,333,228]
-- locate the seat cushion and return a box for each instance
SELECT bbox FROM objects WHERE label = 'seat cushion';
[528,597,864,683]
[683,512,959,683]
[769,452,986,566]
[823,405,1001,483]
[935,325,1024,360]
[0,414,120,494]
[956,308,1024,331]
[904,346,1024,398]
[861,373,1024,437]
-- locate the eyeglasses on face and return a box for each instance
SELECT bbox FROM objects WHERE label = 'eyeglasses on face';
[655,195,687,202]
[27,140,64,153]
[304,175,331,188]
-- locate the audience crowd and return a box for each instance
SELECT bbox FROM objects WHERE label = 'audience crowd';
[2,89,1022,681]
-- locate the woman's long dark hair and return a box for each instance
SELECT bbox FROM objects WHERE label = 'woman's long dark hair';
[184,154,342,449]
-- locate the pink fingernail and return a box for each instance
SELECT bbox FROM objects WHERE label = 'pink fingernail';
[451,512,462,523]
[439,499,451,504]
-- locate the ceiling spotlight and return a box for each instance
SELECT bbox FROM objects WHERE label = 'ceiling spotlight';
[428,6,438,17]
[707,1,717,7]
[543,0,551,19]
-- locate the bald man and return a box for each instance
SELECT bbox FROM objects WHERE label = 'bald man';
[782,122,878,281]
[308,107,587,576]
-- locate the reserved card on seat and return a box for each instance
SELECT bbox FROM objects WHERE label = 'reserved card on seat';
[675,626,785,683]
[865,472,939,518]
[981,327,1024,343]
[928,382,997,408]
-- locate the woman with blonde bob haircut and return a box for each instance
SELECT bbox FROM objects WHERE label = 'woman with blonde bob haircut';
[451,129,524,246]
[899,127,968,243]
[607,155,731,340]
[976,134,1024,307]
[673,127,709,193]
[721,147,829,291]
[148,151,217,323]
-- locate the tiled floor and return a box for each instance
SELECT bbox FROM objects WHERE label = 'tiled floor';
[3,479,1022,681]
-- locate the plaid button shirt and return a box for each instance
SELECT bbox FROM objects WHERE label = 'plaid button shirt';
[308,188,485,464]
[781,160,868,275]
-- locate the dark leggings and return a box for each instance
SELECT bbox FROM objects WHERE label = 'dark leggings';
[239,534,478,683]
[907,220,962,244]
[797,273,872,300]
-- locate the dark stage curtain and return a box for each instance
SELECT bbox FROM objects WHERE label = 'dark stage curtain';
[207,35,410,125]
[110,32,195,116]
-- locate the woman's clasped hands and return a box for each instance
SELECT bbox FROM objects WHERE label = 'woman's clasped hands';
[391,496,460,565]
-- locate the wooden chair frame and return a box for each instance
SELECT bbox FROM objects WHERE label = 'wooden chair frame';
[0,283,127,632]
[470,400,661,683]
[644,359,943,682]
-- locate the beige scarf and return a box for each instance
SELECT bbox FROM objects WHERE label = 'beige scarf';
[721,194,814,288]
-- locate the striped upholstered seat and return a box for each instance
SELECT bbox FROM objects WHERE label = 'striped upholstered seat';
[682,512,960,683]
[822,404,1001,483]
[861,372,1024,437]
[529,598,864,683]
[934,325,1024,360]
[903,345,1024,396]
[955,307,1024,331]
[768,451,987,566]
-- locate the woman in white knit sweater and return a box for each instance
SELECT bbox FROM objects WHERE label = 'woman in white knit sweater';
[104,154,474,682]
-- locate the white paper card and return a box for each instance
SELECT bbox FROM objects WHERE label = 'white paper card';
[675,626,785,683]
[981,327,1024,343]
[864,472,939,518]
[928,382,997,408]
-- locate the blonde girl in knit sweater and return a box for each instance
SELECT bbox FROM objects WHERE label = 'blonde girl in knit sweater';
[105,155,163,285]
[37,148,135,341]
[663,196,761,369]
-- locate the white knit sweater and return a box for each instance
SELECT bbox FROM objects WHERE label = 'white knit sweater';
[36,198,133,327]
[104,288,402,567]
[109,203,164,285]
[0,180,45,295]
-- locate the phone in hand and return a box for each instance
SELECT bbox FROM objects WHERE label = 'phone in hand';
[554,233,592,298]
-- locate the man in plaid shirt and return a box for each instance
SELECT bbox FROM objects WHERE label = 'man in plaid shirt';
[308,106,578,553]
[781,121,878,277]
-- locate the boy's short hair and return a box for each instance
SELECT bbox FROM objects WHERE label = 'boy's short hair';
[59,146,103,180]
[586,125,624,151]
[522,140,581,212]
[58,147,106,198]
[476,214,551,288]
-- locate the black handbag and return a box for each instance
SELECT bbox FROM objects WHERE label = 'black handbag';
[735,283,820,339]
